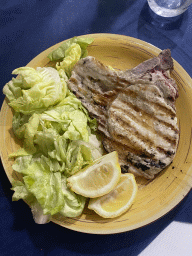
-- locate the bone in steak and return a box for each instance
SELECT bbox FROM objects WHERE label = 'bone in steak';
[68,49,179,179]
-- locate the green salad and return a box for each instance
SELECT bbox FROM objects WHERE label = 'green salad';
[3,36,103,224]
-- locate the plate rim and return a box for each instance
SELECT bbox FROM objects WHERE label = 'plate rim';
[1,33,192,235]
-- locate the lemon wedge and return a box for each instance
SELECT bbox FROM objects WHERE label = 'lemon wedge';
[88,173,138,218]
[67,151,121,198]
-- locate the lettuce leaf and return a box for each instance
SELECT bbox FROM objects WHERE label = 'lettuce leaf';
[12,112,30,139]
[11,117,98,176]
[23,113,40,154]
[11,180,34,202]
[30,200,51,224]
[3,67,67,114]
[4,35,101,222]
[12,156,64,215]
[35,134,94,177]
[11,155,87,218]
[11,180,51,224]
[64,141,92,176]
[10,93,98,164]
[56,43,81,77]
[59,176,86,217]
[48,36,94,61]
[48,36,94,78]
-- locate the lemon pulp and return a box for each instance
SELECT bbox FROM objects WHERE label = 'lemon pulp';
[100,177,133,212]
[79,163,114,191]
[88,173,138,218]
[67,151,121,198]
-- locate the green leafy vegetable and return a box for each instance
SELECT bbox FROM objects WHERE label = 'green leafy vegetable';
[11,180,34,202]
[12,156,64,215]
[3,67,67,114]
[48,36,94,61]
[11,154,87,218]
[10,93,97,156]
[12,112,30,139]
[3,36,101,222]
[9,92,100,217]
[49,36,94,78]
[56,43,81,77]
[59,176,86,217]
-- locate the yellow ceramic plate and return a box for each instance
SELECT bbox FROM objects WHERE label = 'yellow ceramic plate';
[1,33,192,234]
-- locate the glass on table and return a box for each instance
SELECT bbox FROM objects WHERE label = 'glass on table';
[147,0,192,17]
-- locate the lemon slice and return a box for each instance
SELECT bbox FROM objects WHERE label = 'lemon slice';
[88,173,138,218]
[67,151,121,198]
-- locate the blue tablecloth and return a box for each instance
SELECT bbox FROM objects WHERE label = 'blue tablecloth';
[1,1,192,255]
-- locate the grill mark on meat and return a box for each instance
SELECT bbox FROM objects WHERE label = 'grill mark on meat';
[110,103,178,146]
[156,146,175,156]
[68,49,179,179]
[103,137,140,159]
[72,78,118,108]
[108,85,178,145]
[102,136,175,180]
[76,58,131,92]
[111,89,178,131]
[102,138,164,179]
[108,109,175,159]
[92,93,112,106]
[112,98,177,132]
[122,86,176,117]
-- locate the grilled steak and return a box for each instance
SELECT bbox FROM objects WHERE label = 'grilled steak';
[68,50,179,179]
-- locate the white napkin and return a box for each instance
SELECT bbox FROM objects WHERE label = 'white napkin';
[139,221,192,256]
